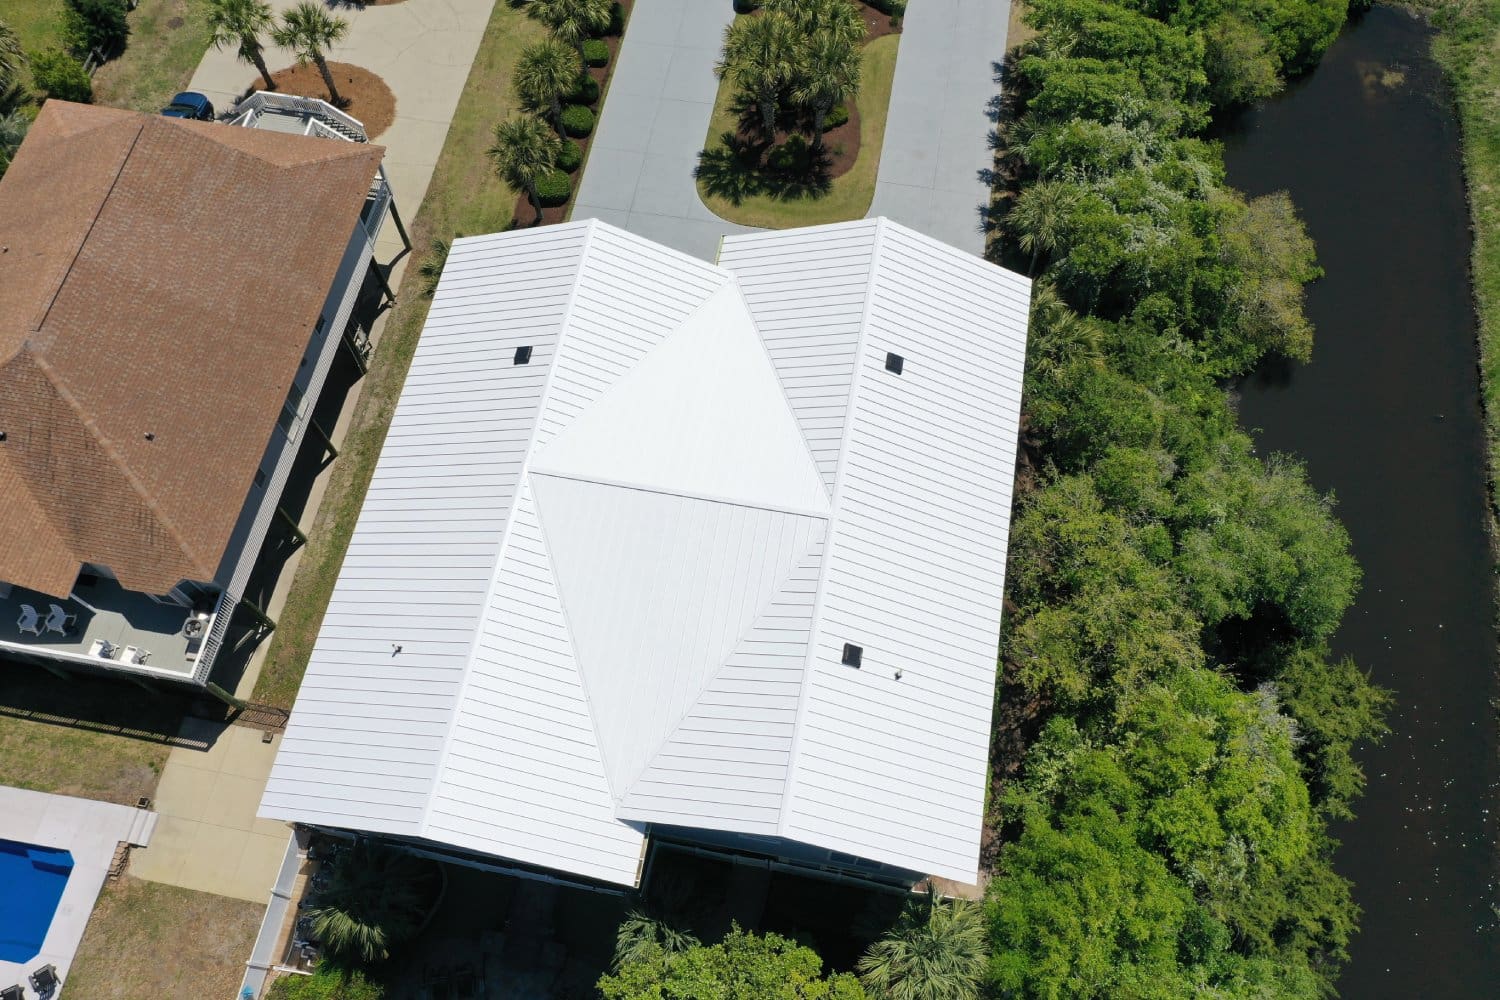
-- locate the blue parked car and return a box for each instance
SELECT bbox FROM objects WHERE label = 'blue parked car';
[160,92,215,121]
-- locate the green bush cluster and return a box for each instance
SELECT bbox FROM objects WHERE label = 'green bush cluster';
[29,49,93,102]
[61,0,130,57]
[265,965,383,1000]
[567,72,599,104]
[582,37,609,67]
[987,0,1389,996]
[536,167,572,205]
[822,102,849,131]
[556,138,583,172]
[559,103,594,136]
[606,1,627,37]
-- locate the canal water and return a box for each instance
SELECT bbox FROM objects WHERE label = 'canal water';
[1219,7,1500,994]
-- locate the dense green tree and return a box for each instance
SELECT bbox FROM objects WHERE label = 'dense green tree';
[29,49,92,102]
[1204,13,1283,107]
[718,8,802,136]
[272,1,350,105]
[488,114,562,225]
[514,37,582,132]
[61,0,129,58]
[531,0,612,61]
[793,27,862,151]
[599,926,866,1000]
[207,0,276,91]
[857,886,987,1000]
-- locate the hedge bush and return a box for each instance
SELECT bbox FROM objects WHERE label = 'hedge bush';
[823,102,849,131]
[560,103,595,137]
[733,0,763,11]
[557,138,583,173]
[567,73,599,105]
[582,38,609,67]
[266,966,383,1000]
[536,168,572,206]
[30,49,93,102]
[606,1,626,36]
[61,0,129,57]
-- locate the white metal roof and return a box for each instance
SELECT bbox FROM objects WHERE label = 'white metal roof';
[261,218,1031,886]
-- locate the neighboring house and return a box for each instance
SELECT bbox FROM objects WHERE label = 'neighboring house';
[260,218,1031,889]
[0,100,394,686]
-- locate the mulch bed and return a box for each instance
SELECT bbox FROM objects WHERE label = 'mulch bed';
[513,0,635,228]
[260,61,398,140]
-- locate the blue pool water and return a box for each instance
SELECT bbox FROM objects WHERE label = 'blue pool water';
[0,840,73,963]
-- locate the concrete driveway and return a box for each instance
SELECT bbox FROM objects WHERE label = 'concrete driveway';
[573,0,1012,260]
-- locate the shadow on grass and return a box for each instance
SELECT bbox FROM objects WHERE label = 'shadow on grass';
[0,661,211,750]
[695,97,835,206]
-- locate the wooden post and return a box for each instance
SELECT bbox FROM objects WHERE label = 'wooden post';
[310,420,338,459]
[241,597,277,633]
[276,506,307,547]
[205,681,247,711]
[369,258,397,306]
[388,198,412,253]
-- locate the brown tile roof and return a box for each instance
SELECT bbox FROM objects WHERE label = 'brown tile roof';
[0,101,384,599]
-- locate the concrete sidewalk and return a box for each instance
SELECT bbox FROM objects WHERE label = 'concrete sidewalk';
[573,0,1012,260]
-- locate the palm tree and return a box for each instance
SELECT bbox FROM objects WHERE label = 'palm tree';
[857,885,988,1000]
[488,114,561,225]
[304,842,442,964]
[719,10,801,138]
[418,236,452,297]
[272,1,350,106]
[514,37,581,133]
[1009,179,1081,276]
[206,0,277,91]
[794,27,861,152]
[0,19,26,111]
[0,108,30,180]
[766,0,864,46]
[530,0,611,62]
[612,909,700,969]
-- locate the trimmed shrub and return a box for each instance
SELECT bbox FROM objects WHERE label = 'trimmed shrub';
[606,1,626,37]
[557,138,583,172]
[582,38,608,67]
[61,0,130,57]
[30,49,93,102]
[265,965,383,1000]
[733,0,763,11]
[823,102,849,131]
[560,103,595,137]
[567,73,599,105]
[536,168,572,206]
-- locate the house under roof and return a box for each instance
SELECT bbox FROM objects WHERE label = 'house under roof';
[0,101,383,599]
[260,218,1031,886]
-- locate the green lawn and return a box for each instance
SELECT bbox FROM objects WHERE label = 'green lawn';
[91,0,214,113]
[696,33,899,229]
[0,665,193,804]
[68,877,265,1000]
[1435,0,1500,505]
[5,0,65,56]
[252,0,546,709]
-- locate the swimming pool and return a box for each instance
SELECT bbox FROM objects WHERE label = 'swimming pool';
[0,840,73,964]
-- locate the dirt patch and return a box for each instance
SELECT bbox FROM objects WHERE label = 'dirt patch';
[858,0,902,40]
[262,61,397,139]
[165,15,183,28]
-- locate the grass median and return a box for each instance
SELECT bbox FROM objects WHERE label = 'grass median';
[251,0,545,709]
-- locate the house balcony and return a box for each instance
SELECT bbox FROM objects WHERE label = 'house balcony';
[0,575,225,682]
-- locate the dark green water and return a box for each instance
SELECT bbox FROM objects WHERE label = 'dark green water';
[1220,7,1500,994]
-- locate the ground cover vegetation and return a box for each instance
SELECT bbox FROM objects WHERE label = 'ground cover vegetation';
[985,0,1390,995]
[1433,0,1500,514]
[489,0,629,225]
[696,0,901,225]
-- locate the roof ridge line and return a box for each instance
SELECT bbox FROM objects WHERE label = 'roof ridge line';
[616,528,828,814]
[32,117,145,334]
[24,349,208,579]
[414,218,601,843]
[774,216,887,840]
[525,468,832,521]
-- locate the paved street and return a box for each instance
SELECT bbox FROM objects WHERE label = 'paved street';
[574,0,1013,260]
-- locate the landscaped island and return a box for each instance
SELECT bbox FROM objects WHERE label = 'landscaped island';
[695,0,902,227]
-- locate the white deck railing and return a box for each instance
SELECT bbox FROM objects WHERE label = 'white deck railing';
[228,92,368,142]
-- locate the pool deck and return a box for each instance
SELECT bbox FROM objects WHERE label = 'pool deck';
[0,787,156,999]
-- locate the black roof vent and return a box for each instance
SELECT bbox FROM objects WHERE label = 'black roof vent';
[842,643,863,668]
[514,345,533,365]
[885,352,904,375]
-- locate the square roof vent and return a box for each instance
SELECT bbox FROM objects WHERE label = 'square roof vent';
[885,352,904,375]
[842,643,863,668]
[514,345,533,365]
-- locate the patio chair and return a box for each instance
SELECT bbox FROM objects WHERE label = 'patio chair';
[28,964,59,997]
[2,984,25,1000]
[16,604,40,636]
[43,604,74,635]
